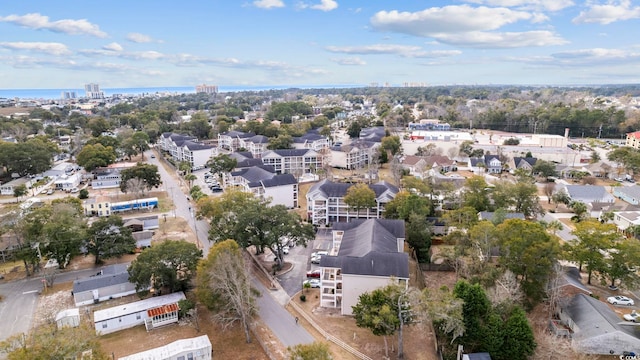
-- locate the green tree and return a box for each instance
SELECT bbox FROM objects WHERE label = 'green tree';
[0,323,109,360]
[343,183,376,215]
[406,213,432,263]
[462,176,490,212]
[384,191,431,220]
[351,284,404,358]
[442,206,479,231]
[565,219,618,284]
[498,307,536,360]
[13,184,27,201]
[182,114,212,139]
[569,201,589,222]
[195,240,258,343]
[85,216,136,264]
[120,163,162,193]
[128,240,202,293]
[267,134,293,150]
[42,202,87,269]
[495,219,559,307]
[87,117,112,137]
[76,143,117,171]
[206,154,238,179]
[453,281,491,351]
[381,135,402,157]
[0,138,59,176]
[287,342,333,360]
[510,181,542,217]
[601,237,640,289]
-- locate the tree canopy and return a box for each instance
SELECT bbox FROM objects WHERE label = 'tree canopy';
[85,215,136,264]
[76,143,117,171]
[119,163,162,194]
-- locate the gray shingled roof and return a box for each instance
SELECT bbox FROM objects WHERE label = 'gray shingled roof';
[615,185,640,200]
[293,133,325,143]
[565,293,640,341]
[73,271,132,293]
[261,173,297,188]
[308,179,398,199]
[269,149,314,157]
[333,219,405,257]
[565,185,614,203]
[223,131,255,138]
[184,141,214,151]
[321,251,409,278]
[248,135,269,144]
[231,166,275,183]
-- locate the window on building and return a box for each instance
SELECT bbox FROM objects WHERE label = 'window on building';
[102,322,107,329]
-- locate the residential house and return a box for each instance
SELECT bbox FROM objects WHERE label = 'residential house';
[613,185,640,205]
[53,172,82,191]
[292,131,330,151]
[402,155,456,178]
[72,264,139,306]
[626,131,640,150]
[83,197,158,217]
[581,161,613,178]
[0,177,31,196]
[261,149,321,176]
[401,155,429,177]
[118,335,212,360]
[159,132,197,158]
[558,293,640,356]
[469,154,502,174]
[330,140,380,170]
[561,185,615,205]
[306,179,398,225]
[91,168,122,189]
[229,166,299,208]
[549,266,592,306]
[512,157,537,172]
[462,354,492,360]
[123,215,160,231]
[613,211,640,232]
[319,219,409,315]
[94,291,186,335]
[82,196,111,217]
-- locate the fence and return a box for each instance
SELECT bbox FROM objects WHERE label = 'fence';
[289,301,372,360]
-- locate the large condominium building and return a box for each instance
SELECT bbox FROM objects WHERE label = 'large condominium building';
[84,83,104,99]
[195,84,218,94]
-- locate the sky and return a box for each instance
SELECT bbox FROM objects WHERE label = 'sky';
[0,0,639,89]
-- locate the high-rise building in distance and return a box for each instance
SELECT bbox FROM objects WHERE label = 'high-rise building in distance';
[84,83,104,99]
[195,84,218,94]
[61,91,77,100]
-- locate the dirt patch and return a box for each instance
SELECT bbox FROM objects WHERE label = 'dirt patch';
[153,217,198,247]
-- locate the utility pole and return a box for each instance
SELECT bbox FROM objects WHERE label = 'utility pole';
[598,124,603,139]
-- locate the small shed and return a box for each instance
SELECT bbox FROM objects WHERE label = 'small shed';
[118,335,212,360]
[55,308,80,329]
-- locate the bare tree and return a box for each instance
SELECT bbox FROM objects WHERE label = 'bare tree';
[125,178,147,198]
[543,182,555,204]
[487,270,523,305]
[447,146,459,160]
[199,241,259,343]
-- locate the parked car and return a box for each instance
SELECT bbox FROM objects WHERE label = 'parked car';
[306,269,321,278]
[150,154,156,159]
[303,279,321,288]
[624,311,640,322]
[607,296,635,306]
[282,246,289,255]
[46,189,54,195]
[69,187,79,193]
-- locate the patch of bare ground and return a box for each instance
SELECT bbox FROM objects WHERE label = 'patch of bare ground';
[287,288,439,360]
[33,283,270,359]
[152,216,198,247]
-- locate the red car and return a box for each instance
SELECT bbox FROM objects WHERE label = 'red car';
[306,270,321,278]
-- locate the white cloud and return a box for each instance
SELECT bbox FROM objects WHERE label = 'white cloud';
[126,33,159,43]
[311,0,338,11]
[331,57,366,65]
[463,0,574,12]
[369,5,566,48]
[102,42,123,52]
[435,30,567,48]
[0,55,78,69]
[508,47,640,66]
[253,0,285,9]
[572,0,640,24]
[0,42,71,56]
[325,44,462,58]
[0,13,107,37]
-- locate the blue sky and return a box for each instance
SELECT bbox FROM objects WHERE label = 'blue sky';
[0,0,639,89]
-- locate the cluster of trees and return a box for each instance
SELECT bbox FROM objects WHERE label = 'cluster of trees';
[6,201,137,276]
[0,137,59,176]
[119,163,162,195]
[197,190,315,269]
[76,130,149,171]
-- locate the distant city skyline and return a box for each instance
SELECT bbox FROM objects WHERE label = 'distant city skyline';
[0,1,639,89]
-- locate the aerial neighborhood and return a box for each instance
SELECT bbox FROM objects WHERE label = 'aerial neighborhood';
[3,84,640,359]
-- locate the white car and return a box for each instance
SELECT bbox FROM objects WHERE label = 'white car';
[624,312,640,322]
[303,279,321,288]
[608,296,635,306]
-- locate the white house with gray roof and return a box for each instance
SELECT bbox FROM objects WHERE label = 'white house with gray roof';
[318,219,408,315]
[240,134,269,158]
[118,335,212,360]
[72,264,140,306]
[559,293,640,356]
[560,185,615,205]
[306,179,398,225]
[292,131,330,151]
[613,211,640,232]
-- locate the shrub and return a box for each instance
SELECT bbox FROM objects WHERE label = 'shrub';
[300,294,307,302]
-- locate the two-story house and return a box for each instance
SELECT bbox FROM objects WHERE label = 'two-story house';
[91,168,122,189]
[318,219,409,315]
[469,154,502,174]
[306,179,398,225]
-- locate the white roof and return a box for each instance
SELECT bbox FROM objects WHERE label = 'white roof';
[93,291,185,323]
[55,308,80,321]
[118,335,212,360]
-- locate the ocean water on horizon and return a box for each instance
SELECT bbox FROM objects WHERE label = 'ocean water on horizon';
[0,84,363,101]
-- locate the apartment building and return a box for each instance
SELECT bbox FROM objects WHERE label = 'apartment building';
[228,165,299,208]
[261,149,321,175]
[159,132,215,168]
[329,140,380,170]
[306,179,398,225]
